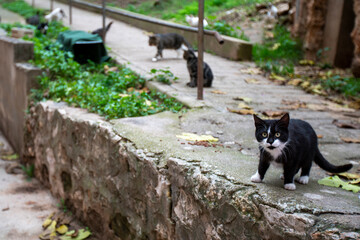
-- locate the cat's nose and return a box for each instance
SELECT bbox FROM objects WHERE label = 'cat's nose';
[267,138,274,144]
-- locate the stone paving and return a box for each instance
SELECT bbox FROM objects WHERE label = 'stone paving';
[3,0,360,238]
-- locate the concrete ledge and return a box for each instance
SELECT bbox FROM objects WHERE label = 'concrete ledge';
[56,0,252,61]
[23,101,360,239]
[0,37,40,155]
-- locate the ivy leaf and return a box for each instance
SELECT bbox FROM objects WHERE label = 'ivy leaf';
[318,176,360,193]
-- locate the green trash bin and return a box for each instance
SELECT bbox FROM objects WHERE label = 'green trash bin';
[57,30,110,64]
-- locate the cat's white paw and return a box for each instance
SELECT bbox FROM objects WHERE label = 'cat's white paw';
[152,58,158,62]
[251,172,262,183]
[296,176,309,185]
[280,173,284,180]
[284,183,296,190]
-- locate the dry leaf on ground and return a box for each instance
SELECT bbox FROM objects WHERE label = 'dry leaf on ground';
[269,73,286,81]
[279,99,307,110]
[299,59,315,66]
[332,120,360,129]
[233,97,252,103]
[60,229,91,240]
[211,90,227,94]
[337,172,360,180]
[239,67,261,75]
[287,78,303,86]
[244,78,260,84]
[237,102,252,109]
[340,137,360,144]
[105,66,118,74]
[227,107,256,115]
[262,110,287,118]
[176,133,219,142]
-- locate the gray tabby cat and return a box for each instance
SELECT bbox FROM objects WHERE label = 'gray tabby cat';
[183,49,213,87]
[148,33,192,61]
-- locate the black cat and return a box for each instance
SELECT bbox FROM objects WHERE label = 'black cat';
[26,12,41,26]
[148,33,192,61]
[183,49,213,88]
[251,113,352,190]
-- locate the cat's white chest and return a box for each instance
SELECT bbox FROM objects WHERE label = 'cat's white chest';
[267,147,283,161]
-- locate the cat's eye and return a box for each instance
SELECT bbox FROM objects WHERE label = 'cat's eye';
[262,132,268,138]
[275,132,281,138]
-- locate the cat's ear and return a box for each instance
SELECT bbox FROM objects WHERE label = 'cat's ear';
[278,113,290,128]
[253,114,265,128]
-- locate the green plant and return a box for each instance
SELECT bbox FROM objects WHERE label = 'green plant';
[20,164,34,180]
[206,20,249,41]
[57,198,68,213]
[149,68,179,85]
[322,75,360,97]
[253,24,303,75]
[0,0,45,18]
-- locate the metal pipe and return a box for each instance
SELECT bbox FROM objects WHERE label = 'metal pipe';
[197,0,204,100]
[69,0,72,24]
[102,0,106,43]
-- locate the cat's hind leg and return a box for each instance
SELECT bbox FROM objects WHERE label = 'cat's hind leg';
[296,163,312,185]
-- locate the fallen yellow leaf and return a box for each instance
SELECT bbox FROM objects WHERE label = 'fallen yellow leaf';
[350,178,360,185]
[233,97,252,103]
[262,110,287,118]
[57,225,68,235]
[244,78,260,84]
[239,67,261,75]
[42,212,55,229]
[287,78,302,86]
[227,108,256,115]
[271,43,280,50]
[211,90,227,94]
[340,137,360,144]
[269,73,286,81]
[176,133,218,142]
[300,81,310,89]
[299,59,315,66]
[337,172,360,180]
[237,102,252,109]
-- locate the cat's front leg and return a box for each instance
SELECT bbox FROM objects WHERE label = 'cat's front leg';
[152,49,163,62]
[251,160,270,183]
[187,76,197,87]
[283,169,297,190]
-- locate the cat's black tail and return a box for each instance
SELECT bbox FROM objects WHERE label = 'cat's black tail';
[314,148,352,173]
[106,21,113,32]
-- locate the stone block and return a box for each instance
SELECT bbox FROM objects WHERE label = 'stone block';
[11,27,34,39]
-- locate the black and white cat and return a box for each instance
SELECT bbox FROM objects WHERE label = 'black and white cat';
[183,49,213,88]
[148,33,192,61]
[251,113,352,190]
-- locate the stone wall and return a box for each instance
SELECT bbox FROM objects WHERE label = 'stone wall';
[23,101,323,240]
[292,0,359,71]
[0,36,41,156]
[351,0,360,77]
